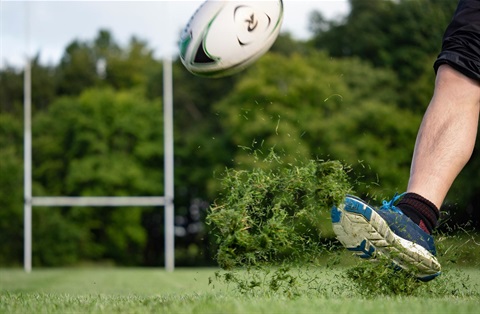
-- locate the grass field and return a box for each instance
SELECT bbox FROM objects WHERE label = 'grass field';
[1,265,479,313]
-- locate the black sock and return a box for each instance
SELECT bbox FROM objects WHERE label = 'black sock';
[396,193,440,234]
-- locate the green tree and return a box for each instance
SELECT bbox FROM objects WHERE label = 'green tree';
[214,51,416,198]
[309,0,457,112]
[104,36,157,90]
[56,40,99,95]
[146,58,240,208]
[0,113,23,265]
[0,55,56,115]
[31,88,164,265]
[270,32,310,56]
[56,29,159,96]
[0,66,24,116]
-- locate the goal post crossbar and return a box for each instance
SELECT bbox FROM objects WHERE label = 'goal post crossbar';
[30,196,168,207]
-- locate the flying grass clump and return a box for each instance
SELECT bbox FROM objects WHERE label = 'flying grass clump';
[206,151,352,269]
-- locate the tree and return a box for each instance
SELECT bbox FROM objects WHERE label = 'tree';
[31,88,164,265]
[309,0,457,112]
[0,54,56,115]
[0,66,23,116]
[56,29,159,96]
[214,51,415,198]
[56,40,99,95]
[0,113,23,265]
[104,36,157,90]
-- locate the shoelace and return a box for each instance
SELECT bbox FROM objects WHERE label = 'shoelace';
[380,192,406,214]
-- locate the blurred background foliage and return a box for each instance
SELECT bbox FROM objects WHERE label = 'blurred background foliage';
[0,0,477,267]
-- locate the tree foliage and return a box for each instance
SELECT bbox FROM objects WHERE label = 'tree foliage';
[0,113,23,265]
[30,88,164,265]
[309,0,457,112]
[214,51,415,197]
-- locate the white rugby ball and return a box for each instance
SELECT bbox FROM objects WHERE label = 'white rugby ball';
[179,0,284,78]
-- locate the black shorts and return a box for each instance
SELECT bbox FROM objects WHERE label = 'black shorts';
[434,0,480,82]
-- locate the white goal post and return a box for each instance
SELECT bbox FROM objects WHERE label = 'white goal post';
[23,56,175,273]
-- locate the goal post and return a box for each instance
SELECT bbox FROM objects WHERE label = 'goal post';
[23,56,176,272]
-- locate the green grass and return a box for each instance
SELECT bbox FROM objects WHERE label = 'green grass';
[1,265,479,313]
[2,153,479,313]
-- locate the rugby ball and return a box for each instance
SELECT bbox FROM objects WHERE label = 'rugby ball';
[179,0,284,78]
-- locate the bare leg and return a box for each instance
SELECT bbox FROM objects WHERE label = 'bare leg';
[408,65,480,209]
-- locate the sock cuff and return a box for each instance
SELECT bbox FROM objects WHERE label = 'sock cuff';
[397,192,440,230]
[403,192,439,214]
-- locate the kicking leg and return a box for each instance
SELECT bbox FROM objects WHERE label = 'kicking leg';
[408,64,480,209]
